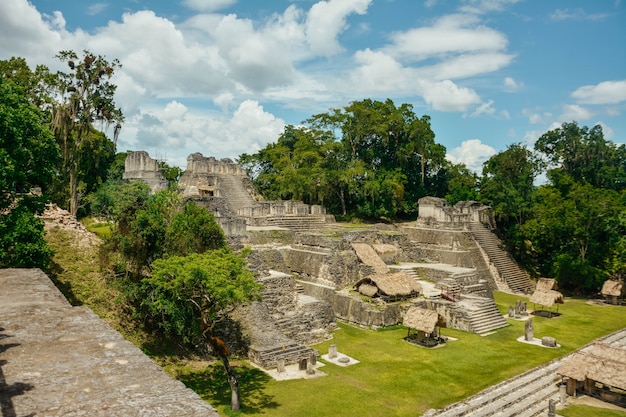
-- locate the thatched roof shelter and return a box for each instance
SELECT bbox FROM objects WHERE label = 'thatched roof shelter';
[558,343,626,391]
[536,278,557,292]
[601,279,624,297]
[355,272,421,300]
[530,289,564,308]
[403,307,445,333]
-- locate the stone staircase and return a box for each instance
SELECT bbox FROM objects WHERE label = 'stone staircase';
[248,343,319,369]
[216,173,258,213]
[430,360,562,417]
[461,296,509,334]
[469,223,534,294]
[266,215,329,231]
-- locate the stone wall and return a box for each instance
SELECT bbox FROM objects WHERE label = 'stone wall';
[300,282,404,328]
[417,196,493,227]
[122,151,167,192]
[186,153,247,176]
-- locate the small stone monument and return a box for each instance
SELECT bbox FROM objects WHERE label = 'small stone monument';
[515,300,521,317]
[525,318,534,341]
[299,358,307,371]
[548,399,556,417]
[309,352,316,366]
[508,306,515,318]
[306,362,315,375]
[277,359,285,373]
[560,378,568,405]
[542,336,557,347]
[328,344,338,359]
[521,302,527,315]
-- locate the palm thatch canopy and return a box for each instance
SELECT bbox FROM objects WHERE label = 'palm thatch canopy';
[601,279,624,297]
[355,272,422,299]
[536,278,557,292]
[351,243,389,274]
[558,343,626,391]
[403,307,445,333]
[530,289,564,307]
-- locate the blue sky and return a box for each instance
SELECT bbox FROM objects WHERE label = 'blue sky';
[1,0,624,171]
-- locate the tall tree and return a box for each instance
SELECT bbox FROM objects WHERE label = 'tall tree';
[535,121,626,191]
[143,250,262,412]
[51,50,124,216]
[0,77,59,268]
[480,143,539,228]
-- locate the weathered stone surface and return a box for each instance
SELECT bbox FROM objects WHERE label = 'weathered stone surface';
[0,268,218,417]
[542,336,557,347]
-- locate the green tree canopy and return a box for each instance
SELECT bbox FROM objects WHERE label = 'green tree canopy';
[51,50,124,216]
[241,99,445,219]
[0,77,59,268]
[143,250,261,411]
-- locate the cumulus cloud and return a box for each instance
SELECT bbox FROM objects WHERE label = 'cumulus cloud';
[571,80,626,104]
[558,104,593,122]
[418,80,481,111]
[446,139,496,172]
[305,0,371,56]
[471,100,496,117]
[117,100,285,167]
[386,14,508,61]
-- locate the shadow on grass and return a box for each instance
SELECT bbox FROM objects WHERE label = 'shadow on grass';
[178,363,279,415]
[44,261,83,306]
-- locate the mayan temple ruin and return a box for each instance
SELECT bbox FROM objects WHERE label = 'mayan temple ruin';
[122,151,542,369]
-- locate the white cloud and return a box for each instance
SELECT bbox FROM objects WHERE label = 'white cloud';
[595,121,614,139]
[459,0,522,14]
[418,80,481,111]
[183,0,236,12]
[471,99,496,117]
[558,104,593,122]
[117,100,285,168]
[87,3,108,16]
[549,8,610,21]
[446,139,496,172]
[305,0,371,56]
[522,108,552,124]
[571,80,626,104]
[386,14,508,62]
[503,76,523,91]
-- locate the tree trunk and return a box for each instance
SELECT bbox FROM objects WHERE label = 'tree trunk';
[69,161,78,216]
[219,354,241,411]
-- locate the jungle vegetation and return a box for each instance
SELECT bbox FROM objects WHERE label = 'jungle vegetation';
[2,53,625,296]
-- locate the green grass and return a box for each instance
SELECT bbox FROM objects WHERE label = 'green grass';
[559,405,626,417]
[173,292,626,417]
[82,217,113,239]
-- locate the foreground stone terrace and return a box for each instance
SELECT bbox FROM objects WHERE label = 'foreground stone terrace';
[0,268,218,417]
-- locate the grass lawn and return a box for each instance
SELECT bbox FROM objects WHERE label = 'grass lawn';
[174,292,626,417]
[559,405,626,417]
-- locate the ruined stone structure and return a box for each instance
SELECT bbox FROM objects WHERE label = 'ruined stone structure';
[0,268,218,416]
[178,153,334,236]
[123,153,535,365]
[122,150,167,192]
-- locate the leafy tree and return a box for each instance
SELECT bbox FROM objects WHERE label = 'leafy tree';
[480,143,538,228]
[143,250,262,412]
[522,181,622,293]
[535,121,626,191]
[0,77,59,268]
[165,200,226,256]
[243,99,443,220]
[0,56,54,108]
[435,161,479,205]
[51,50,124,216]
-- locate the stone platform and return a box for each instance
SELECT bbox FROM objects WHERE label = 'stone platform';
[0,268,218,417]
